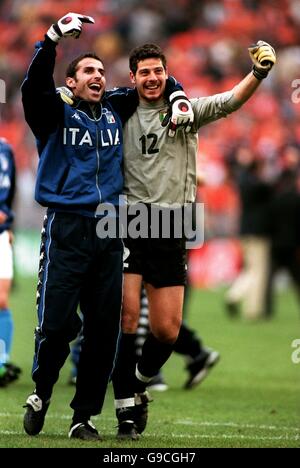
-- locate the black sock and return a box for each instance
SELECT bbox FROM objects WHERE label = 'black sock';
[173,322,202,359]
[34,386,52,403]
[116,407,135,423]
[112,332,137,400]
[72,411,91,425]
[137,333,174,382]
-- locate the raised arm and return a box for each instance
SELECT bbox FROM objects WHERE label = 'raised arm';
[192,40,276,128]
[232,40,276,106]
[21,13,95,140]
[21,36,60,140]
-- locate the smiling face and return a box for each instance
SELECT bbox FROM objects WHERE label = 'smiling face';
[66,57,106,103]
[130,58,168,103]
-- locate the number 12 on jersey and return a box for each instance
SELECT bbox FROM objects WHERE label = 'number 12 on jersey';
[139,133,159,156]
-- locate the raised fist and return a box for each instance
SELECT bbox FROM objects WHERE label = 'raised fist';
[248,40,276,80]
[47,13,95,43]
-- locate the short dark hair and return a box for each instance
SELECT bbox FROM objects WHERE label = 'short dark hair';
[129,43,167,74]
[66,52,103,78]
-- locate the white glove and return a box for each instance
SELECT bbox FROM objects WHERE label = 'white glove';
[56,86,75,105]
[162,91,194,137]
[47,12,95,43]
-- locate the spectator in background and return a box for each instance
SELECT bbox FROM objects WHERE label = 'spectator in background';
[265,144,300,317]
[0,137,21,387]
[225,146,273,319]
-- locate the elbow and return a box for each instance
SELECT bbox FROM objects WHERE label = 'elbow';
[225,95,242,113]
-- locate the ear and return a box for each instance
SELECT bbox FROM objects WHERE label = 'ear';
[165,66,169,79]
[66,77,76,90]
[129,71,136,85]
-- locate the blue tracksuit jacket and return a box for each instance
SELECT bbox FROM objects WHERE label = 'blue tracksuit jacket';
[21,37,135,216]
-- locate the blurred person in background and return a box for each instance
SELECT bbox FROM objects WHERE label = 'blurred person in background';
[0,137,21,387]
[225,146,273,319]
[265,144,300,317]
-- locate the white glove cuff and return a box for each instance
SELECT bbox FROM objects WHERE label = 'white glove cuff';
[46,25,61,43]
[169,90,188,102]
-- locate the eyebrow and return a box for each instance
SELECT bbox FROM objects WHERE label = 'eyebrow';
[82,65,105,73]
[138,66,164,73]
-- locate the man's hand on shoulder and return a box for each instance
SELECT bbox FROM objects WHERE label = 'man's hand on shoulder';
[56,86,75,105]
[46,12,95,43]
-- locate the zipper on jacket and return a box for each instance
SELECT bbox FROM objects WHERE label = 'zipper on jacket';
[91,105,102,206]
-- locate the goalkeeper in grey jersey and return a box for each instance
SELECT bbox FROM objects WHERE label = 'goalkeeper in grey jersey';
[112,41,276,439]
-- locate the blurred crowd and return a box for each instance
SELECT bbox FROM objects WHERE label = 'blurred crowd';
[1,0,300,231]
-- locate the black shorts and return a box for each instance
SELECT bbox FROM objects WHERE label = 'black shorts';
[123,236,187,288]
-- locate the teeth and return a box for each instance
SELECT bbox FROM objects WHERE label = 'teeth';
[89,84,100,91]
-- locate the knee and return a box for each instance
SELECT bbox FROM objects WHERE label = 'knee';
[152,319,181,344]
[35,317,81,344]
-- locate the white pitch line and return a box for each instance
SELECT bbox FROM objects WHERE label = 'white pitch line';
[0,412,70,420]
[0,430,299,442]
[0,414,299,434]
[0,430,24,435]
[170,433,300,442]
[175,419,300,432]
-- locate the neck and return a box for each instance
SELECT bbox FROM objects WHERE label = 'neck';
[139,96,165,107]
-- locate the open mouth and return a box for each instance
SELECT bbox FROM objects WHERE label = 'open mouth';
[89,83,101,93]
[145,84,159,91]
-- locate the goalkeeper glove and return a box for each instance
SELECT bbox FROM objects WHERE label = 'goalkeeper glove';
[47,12,95,43]
[162,90,194,137]
[56,86,75,105]
[248,40,276,80]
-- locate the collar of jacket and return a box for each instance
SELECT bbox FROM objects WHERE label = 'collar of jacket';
[73,99,103,120]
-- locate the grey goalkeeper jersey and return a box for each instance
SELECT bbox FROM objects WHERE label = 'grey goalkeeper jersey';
[123,90,239,205]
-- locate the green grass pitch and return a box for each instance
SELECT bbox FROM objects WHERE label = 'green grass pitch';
[0,276,299,448]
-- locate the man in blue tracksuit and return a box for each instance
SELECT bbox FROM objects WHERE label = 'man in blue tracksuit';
[21,13,128,441]
[0,138,21,387]
[21,13,188,441]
